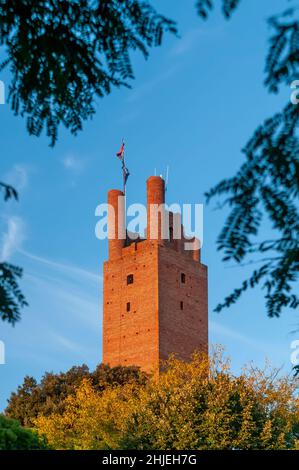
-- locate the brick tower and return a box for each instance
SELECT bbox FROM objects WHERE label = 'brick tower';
[103,176,208,373]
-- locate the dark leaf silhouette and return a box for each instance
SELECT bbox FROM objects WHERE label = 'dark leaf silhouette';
[196,0,241,19]
[201,3,299,317]
[0,262,27,325]
[0,182,18,201]
[0,0,177,145]
[0,183,27,324]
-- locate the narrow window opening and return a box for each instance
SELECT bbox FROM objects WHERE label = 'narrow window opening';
[181,273,186,284]
[169,226,173,241]
[127,274,134,285]
[126,302,131,312]
[180,301,184,311]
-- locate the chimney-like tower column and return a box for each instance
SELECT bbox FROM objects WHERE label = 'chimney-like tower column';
[146,176,165,241]
[192,238,201,262]
[108,189,125,260]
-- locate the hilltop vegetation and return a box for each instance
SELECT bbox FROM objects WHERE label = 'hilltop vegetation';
[0,415,47,450]
[5,349,298,450]
[5,363,147,428]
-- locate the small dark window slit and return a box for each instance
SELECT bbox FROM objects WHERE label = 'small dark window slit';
[127,274,134,285]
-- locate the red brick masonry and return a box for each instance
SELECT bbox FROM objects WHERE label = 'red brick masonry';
[103,176,208,373]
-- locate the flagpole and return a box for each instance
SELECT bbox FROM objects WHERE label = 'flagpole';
[123,159,126,196]
[116,138,129,244]
[123,151,127,243]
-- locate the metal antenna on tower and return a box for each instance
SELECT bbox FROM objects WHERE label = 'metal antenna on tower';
[165,165,170,192]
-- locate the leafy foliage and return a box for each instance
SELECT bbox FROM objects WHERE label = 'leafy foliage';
[0,262,27,324]
[0,182,18,201]
[5,363,147,427]
[199,2,299,317]
[0,0,176,145]
[33,350,299,450]
[2,0,297,320]
[0,414,48,450]
[0,182,27,325]
[196,0,241,19]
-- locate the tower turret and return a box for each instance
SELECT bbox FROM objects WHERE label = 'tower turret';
[146,176,165,241]
[108,189,125,260]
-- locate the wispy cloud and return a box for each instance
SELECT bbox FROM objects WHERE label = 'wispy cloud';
[50,331,87,354]
[171,27,223,57]
[210,320,270,354]
[126,66,178,103]
[19,249,100,284]
[62,154,85,174]
[4,164,29,192]
[117,109,140,125]
[25,270,101,329]
[1,216,25,261]
[1,249,102,373]
[17,249,101,331]
[171,29,204,56]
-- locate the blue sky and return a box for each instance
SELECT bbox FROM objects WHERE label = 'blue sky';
[0,0,298,411]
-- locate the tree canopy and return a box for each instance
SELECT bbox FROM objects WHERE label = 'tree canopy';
[0,0,176,146]
[0,414,47,450]
[5,363,147,427]
[33,351,299,450]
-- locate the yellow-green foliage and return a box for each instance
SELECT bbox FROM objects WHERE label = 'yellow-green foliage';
[34,348,299,450]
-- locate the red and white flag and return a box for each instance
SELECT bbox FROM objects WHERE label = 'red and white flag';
[116,141,125,160]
